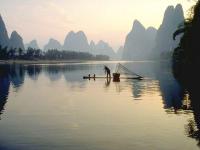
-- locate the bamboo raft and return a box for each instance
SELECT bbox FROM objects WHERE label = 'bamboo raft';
[83,63,143,81]
[83,76,143,80]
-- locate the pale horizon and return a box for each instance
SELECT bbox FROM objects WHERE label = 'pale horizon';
[0,0,195,51]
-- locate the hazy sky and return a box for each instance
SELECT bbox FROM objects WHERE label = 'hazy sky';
[0,0,195,50]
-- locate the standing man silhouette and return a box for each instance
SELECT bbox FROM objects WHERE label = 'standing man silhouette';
[104,65,111,78]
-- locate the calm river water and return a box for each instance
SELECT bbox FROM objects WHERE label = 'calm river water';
[0,61,199,150]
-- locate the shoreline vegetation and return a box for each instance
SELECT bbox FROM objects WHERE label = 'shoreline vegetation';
[0,59,171,65]
[0,47,111,65]
[0,59,114,65]
[0,59,86,65]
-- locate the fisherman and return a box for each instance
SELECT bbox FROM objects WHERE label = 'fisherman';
[104,65,111,78]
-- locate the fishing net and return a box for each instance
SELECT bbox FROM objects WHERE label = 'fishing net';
[115,63,142,78]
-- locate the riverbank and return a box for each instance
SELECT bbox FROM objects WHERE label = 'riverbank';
[0,59,89,65]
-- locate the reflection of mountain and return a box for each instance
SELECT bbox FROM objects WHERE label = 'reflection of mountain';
[0,66,10,118]
[160,77,183,110]
[154,62,184,112]
[0,64,25,92]
[0,64,94,117]
[44,65,63,81]
[26,65,42,80]
[43,64,92,83]
[121,62,185,111]
[117,62,159,99]
[44,65,92,88]
[9,65,25,89]
[0,64,25,118]
[61,65,91,83]
[131,80,143,99]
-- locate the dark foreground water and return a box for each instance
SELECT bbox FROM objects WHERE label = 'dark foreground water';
[0,61,199,150]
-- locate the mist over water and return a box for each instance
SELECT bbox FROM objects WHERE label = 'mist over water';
[0,61,198,150]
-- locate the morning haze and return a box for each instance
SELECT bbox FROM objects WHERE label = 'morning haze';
[1,0,200,150]
[0,0,194,50]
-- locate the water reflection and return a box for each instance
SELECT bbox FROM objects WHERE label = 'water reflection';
[131,80,143,99]
[0,62,199,149]
[181,90,200,147]
[0,65,25,118]
[9,65,25,90]
[171,56,200,147]
[0,66,10,119]
[180,77,200,147]
[27,65,42,80]
[105,77,111,87]
[0,62,191,116]
[152,62,187,114]
[43,64,92,83]
[45,65,63,81]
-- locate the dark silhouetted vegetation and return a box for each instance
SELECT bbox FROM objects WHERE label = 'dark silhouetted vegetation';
[173,1,200,85]
[0,46,109,61]
[173,1,200,146]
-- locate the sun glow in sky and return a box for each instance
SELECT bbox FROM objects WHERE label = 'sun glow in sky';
[0,0,195,50]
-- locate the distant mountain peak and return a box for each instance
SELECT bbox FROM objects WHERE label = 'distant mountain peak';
[11,30,18,35]
[116,46,124,59]
[174,4,184,21]
[90,40,95,44]
[162,5,175,24]
[146,27,157,34]
[153,4,184,57]
[133,19,142,26]
[132,20,144,29]
[77,30,85,35]
[25,39,39,49]
[9,31,25,50]
[63,30,89,52]
[49,38,57,42]
[0,14,4,23]
[89,39,116,58]
[165,5,175,12]
[44,38,62,51]
[68,31,75,35]
[130,20,146,34]
[76,31,87,39]
[0,15,25,50]
[0,14,9,47]
[122,19,157,60]
[98,40,107,45]
[90,40,96,47]
[147,26,156,30]
[175,3,183,10]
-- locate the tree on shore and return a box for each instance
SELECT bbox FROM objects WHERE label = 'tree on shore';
[0,45,109,61]
[0,45,8,60]
[173,0,200,84]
